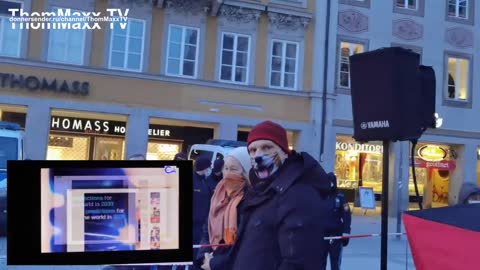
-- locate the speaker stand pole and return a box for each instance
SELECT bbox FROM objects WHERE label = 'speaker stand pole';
[381,140,390,270]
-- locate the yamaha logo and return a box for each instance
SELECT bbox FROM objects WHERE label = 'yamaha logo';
[361,120,390,129]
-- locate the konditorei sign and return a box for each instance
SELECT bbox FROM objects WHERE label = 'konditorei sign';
[336,141,383,154]
[418,145,447,162]
[50,116,182,139]
[0,73,90,96]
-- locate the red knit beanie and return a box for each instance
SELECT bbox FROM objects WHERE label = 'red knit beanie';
[247,121,290,153]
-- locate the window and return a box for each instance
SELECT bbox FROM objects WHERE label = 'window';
[270,0,307,9]
[338,42,364,89]
[396,0,417,9]
[448,0,468,19]
[0,0,22,57]
[339,0,371,8]
[47,7,86,65]
[269,40,299,90]
[219,33,250,84]
[108,18,145,72]
[446,56,469,101]
[166,25,199,78]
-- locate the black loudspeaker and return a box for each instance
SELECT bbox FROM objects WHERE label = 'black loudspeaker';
[349,47,436,143]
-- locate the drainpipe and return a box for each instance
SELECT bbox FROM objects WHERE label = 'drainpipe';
[319,0,332,161]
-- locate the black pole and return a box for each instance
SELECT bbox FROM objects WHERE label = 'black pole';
[381,140,390,270]
[319,0,331,159]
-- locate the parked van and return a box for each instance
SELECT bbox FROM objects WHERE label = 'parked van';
[188,139,247,165]
[0,122,24,236]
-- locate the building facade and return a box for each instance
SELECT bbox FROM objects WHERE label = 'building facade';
[2,0,480,215]
[0,0,318,161]
[320,0,480,215]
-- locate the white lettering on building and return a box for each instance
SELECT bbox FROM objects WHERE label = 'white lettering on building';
[336,142,383,154]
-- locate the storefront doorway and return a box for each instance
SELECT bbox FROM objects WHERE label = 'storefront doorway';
[409,143,456,209]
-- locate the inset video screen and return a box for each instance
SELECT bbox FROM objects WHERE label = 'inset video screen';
[7,160,192,266]
[41,167,180,253]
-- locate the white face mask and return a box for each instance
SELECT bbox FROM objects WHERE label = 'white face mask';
[205,168,212,177]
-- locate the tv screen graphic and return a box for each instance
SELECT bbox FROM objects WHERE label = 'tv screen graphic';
[7,160,193,266]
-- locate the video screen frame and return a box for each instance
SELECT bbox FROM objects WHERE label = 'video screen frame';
[7,160,193,266]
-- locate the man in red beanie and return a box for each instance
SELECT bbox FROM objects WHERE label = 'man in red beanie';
[214,120,334,270]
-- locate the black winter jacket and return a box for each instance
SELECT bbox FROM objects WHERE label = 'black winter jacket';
[220,151,334,270]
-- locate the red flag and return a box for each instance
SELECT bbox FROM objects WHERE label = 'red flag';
[403,204,480,270]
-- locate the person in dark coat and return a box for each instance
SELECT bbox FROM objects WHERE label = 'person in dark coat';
[207,159,224,187]
[194,147,251,270]
[212,120,333,270]
[192,157,215,254]
[321,173,352,270]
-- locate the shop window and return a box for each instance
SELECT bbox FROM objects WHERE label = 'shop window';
[444,53,471,107]
[166,24,199,78]
[93,137,125,160]
[219,32,250,85]
[47,7,86,65]
[147,142,181,160]
[334,141,383,194]
[108,18,145,72]
[47,135,90,160]
[269,39,299,90]
[336,38,367,91]
[0,0,22,57]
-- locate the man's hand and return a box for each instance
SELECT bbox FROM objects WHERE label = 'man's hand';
[201,252,213,270]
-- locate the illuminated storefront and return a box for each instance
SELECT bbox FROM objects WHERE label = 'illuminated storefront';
[47,115,211,161]
[408,143,456,209]
[334,136,456,210]
[334,136,383,202]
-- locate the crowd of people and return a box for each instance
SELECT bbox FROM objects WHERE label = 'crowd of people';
[177,120,351,270]
[97,119,480,270]
[103,120,352,270]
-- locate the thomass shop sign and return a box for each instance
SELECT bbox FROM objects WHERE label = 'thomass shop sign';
[0,73,90,96]
[418,145,447,162]
[50,116,182,138]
